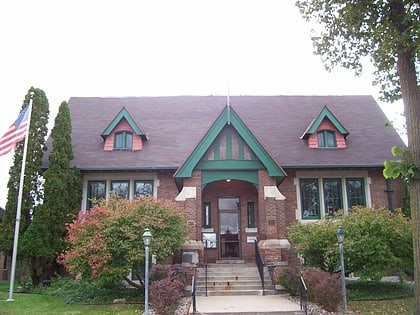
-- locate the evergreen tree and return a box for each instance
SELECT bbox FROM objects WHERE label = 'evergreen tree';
[20,101,82,285]
[0,87,49,255]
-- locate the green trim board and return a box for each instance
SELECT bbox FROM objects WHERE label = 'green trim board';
[197,160,263,170]
[174,105,286,179]
[201,170,259,187]
[101,107,147,139]
[301,106,349,139]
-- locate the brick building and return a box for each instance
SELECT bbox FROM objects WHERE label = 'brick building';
[46,95,405,267]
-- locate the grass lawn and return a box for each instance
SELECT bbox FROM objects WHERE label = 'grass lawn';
[347,280,414,314]
[0,282,143,315]
[349,297,414,315]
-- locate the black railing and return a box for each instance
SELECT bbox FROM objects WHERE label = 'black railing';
[191,275,197,314]
[254,240,265,295]
[299,275,308,315]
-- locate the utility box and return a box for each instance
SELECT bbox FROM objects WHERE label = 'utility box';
[182,252,198,264]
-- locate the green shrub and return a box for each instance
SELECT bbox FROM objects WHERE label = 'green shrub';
[287,207,413,280]
[347,280,414,300]
[38,276,140,304]
[277,266,301,296]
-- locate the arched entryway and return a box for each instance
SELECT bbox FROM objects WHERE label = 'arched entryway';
[202,179,258,262]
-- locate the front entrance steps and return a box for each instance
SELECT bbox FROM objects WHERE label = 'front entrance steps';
[194,263,278,296]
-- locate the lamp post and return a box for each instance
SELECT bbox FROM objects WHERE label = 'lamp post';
[336,226,347,313]
[142,228,152,315]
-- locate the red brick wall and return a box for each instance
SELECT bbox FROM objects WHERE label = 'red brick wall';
[368,169,404,210]
[155,170,179,200]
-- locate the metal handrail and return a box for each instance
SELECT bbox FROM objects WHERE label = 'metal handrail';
[299,275,308,315]
[254,240,265,295]
[191,275,196,314]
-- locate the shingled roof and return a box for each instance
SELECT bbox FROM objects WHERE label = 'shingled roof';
[49,95,405,171]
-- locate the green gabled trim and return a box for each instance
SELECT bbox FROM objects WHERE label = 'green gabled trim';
[202,170,259,188]
[174,105,286,179]
[226,127,232,159]
[101,107,147,139]
[302,106,349,138]
[197,160,264,170]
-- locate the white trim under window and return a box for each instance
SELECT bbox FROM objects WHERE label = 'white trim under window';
[294,170,371,221]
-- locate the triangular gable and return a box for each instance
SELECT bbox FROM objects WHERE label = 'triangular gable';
[174,105,286,179]
[101,107,148,140]
[301,106,349,139]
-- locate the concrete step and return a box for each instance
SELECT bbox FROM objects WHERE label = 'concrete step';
[189,295,305,315]
[194,264,277,297]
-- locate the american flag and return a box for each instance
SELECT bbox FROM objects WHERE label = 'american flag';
[0,105,30,157]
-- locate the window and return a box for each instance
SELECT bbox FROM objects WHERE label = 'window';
[111,180,130,199]
[134,180,154,197]
[317,130,336,148]
[346,178,366,208]
[298,174,368,220]
[247,202,255,228]
[323,179,342,216]
[87,181,106,210]
[300,179,320,219]
[203,202,211,228]
[114,131,133,150]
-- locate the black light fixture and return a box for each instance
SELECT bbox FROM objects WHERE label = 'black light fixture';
[142,228,152,315]
[336,226,347,313]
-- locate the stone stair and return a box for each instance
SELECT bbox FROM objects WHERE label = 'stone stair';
[194,262,278,296]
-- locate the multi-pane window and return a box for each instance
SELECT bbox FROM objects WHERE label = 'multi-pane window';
[346,178,366,208]
[87,181,106,210]
[300,179,320,219]
[114,131,133,150]
[203,202,211,228]
[300,176,367,220]
[323,179,342,216]
[317,130,336,148]
[247,202,255,228]
[111,180,130,199]
[134,180,154,197]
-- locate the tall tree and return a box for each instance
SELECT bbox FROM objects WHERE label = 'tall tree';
[20,101,82,285]
[0,87,49,255]
[295,0,419,312]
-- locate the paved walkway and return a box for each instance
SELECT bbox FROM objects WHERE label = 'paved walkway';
[189,295,304,314]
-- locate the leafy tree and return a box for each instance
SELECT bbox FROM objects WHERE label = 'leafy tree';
[0,87,49,255]
[295,1,419,311]
[287,207,413,281]
[20,101,82,286]
[59,197,188,290]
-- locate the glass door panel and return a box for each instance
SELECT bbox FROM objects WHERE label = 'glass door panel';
[220,212,240,258]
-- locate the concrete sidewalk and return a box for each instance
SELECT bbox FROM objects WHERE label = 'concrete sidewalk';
[189,295,304,315]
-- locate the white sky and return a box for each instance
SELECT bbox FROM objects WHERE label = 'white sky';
[0,0,406,208]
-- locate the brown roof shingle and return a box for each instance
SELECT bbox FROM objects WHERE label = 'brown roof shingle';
[52,95,405,171]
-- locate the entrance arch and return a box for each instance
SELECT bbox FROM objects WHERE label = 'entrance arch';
[202,179,258,261]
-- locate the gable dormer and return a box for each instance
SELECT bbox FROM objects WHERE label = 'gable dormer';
[174,104,286,189]
[301,106,349,149]
[101,107,148,151]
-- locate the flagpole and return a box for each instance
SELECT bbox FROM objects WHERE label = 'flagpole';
[7,92,34,301]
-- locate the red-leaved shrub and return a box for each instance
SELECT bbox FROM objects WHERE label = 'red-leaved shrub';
[149,264,186,315]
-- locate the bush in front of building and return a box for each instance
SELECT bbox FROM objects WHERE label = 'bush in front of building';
[59,197,188,290]
[149,264,187,315]
[278,266,342,312]
[287,206,413,281]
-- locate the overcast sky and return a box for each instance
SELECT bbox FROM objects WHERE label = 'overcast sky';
[0,0,405,208]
